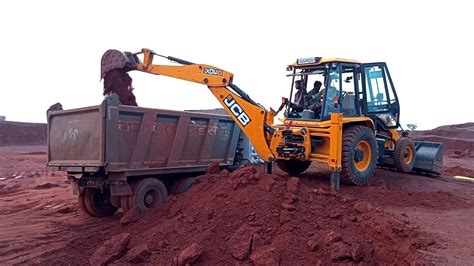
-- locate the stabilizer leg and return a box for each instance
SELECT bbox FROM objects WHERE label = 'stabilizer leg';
[265,162,273,174]
[330,171,340,192]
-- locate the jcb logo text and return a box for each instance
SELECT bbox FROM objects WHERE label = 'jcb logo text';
[203,68,223,76]
[223,95,251,127]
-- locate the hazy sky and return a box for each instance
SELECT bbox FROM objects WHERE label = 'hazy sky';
[1,0,472,129]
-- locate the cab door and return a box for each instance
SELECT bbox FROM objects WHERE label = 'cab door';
[360,63,400,129]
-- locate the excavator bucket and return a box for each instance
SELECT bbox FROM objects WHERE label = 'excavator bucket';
[413,141,444,175]
[100,49,141,79]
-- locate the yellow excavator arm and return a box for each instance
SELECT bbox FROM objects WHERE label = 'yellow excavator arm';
[101,48,276,162]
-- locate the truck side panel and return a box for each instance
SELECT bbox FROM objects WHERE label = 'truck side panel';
[105,105,241,172]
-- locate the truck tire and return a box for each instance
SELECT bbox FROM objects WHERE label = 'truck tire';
[131,178,168,212]
[120,180,139,212]
[341,126,377,185]
[393,138,416,173]
[120,196,131,212]
[170,177,196,195]
[77,188,91,216]
[276,160,311,176]
[82,188,118,217]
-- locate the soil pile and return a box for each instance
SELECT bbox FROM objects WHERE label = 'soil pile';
[103,68,137,106]
[421,123,474,140]
[105,166,434,264]
[0,121,46,146]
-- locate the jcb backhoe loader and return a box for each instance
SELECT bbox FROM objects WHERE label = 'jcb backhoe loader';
[101,48,443,191]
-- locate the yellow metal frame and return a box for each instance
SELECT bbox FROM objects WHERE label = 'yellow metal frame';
[289,57,361,68]
[274,114,374,171]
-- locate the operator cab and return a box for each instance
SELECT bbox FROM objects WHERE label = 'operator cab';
[285,57,400,129]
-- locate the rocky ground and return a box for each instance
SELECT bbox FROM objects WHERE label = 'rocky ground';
[0,122,473,265]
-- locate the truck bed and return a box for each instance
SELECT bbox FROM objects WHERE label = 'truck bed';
[47,96,244,177]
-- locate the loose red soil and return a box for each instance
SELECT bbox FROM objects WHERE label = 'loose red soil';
[1,146,473,265]
[1,122,474,264]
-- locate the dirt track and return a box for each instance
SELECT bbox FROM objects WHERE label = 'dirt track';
[0,145,473,264]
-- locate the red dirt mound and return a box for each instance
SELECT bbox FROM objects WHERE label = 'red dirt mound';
[105,166,434,264]
[413,122,474,152]
[415,135,474,153]
[0,121,46,146]
[428,123,474,139]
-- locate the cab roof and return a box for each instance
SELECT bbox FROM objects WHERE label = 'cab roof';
[289,57,361,68]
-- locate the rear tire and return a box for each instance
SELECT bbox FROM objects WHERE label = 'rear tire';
[120,196,131,212]
[131,178,168,212]
[276,160,311,176]
[120,179,139,212]
[341,126,377,185]
[77,188,91,216]
[82,188,118,217]
[393,138,416,173]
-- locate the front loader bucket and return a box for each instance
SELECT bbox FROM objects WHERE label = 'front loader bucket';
[413,141,444,175]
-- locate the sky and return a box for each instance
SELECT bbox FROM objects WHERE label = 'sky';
[0,0,472,130]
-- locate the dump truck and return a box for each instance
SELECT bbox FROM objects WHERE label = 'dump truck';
[47,96,251,216]
[99,48,443,190]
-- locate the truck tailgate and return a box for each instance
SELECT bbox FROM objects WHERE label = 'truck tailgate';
[48,106,105,168]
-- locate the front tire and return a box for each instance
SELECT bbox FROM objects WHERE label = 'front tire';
[276,160,311,176]
[341,126,377,185]
[393,138,416,173]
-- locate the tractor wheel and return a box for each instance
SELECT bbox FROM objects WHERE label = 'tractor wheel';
[276,160,311,176]
[341,126,377,185]
[82,188,118,217]
[131,178,168,212]
[170,177,196,195]
[393,138,416,173]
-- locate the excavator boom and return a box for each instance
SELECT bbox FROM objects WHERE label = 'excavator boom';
[101,48,276,162]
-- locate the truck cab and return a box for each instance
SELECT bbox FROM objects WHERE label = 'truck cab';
[285,57,401,131]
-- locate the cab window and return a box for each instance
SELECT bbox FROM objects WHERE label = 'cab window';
[341,66,358,116]
[322,65,341,118]
[364,65,389,113]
